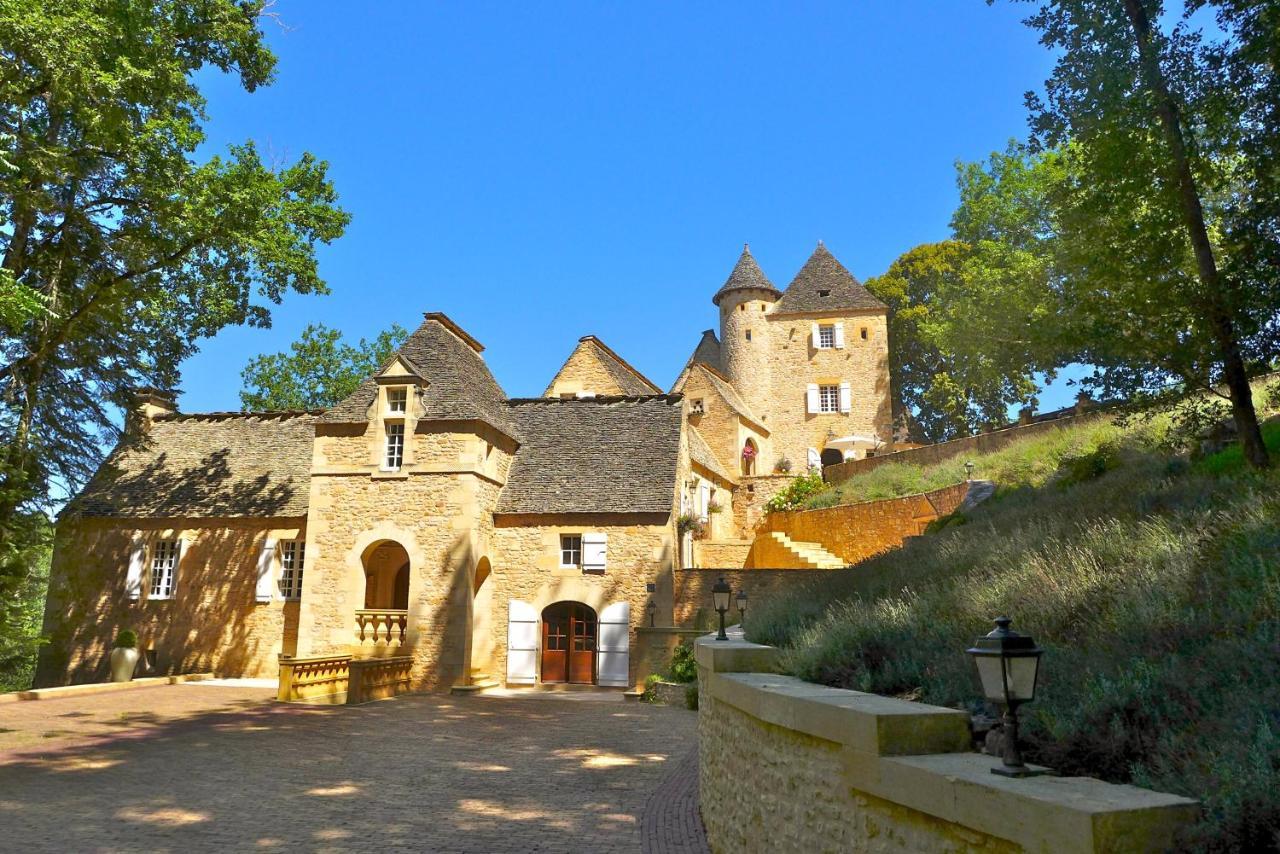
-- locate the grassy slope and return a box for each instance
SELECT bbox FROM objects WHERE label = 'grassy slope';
[749,398,1280,852]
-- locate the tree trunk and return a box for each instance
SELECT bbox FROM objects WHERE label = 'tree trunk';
[1122,0,1270,468]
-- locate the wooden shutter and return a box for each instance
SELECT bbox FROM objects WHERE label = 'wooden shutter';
[171,538,185,598]
[806,383,820,414]
[506,600,539,684]
[698,484,711,522]
[125,536,146,601]
[810,322,820,347]
[834,323,846,349]
[583,533,608,573]
[596,601,631,687]
[839,381,852,413]
[256,537,277,603]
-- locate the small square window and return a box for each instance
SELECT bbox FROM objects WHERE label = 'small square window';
[818,384,840,413]
[818,289,831,297]
[860,327,868,340]
[817,325,836,349]
[387,388,407,413]
[384,422,405,470]
[745,329,752,342]
[279,540,305,600]
[560,534,583,568]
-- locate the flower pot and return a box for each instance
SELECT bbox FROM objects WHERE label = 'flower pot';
[109,646,139,682]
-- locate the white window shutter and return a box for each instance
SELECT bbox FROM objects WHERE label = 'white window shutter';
[807,447,821,470]
[810,322,820,346]
[125,536,146,601]
[839,381,852,413]
[834,323,846,349]
[506,599,538,685]
[172,538,185,598]
[255,537,277,603]
[596,601,631,687]
[806,383,820,414]
[698,484,710,522]
[583,533,608,572]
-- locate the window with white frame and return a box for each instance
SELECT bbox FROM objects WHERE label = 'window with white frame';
[818,384,840,413]
[560,534,583,568]
[817,324,836,349]
[279,540,305,600]
[149,539,179,599]
[384,422,405,469]
[387,387,408,413]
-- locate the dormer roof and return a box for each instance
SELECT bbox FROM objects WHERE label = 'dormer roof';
[773,242,886,315]
[711,244,781,306]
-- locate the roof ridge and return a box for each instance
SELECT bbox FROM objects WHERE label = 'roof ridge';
[507,394,682,405]
[423,311,485,354]
[157,410,322,421]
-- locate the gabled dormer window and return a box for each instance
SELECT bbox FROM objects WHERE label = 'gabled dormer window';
[384,422,405,470]
[387,387,407,413]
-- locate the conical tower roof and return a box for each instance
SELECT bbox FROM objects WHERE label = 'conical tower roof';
[774,242,886,314]
[712,244,781,306]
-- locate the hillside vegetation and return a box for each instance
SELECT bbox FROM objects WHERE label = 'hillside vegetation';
[749,388,1280,851]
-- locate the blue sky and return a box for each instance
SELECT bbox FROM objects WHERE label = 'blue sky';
[181,1,1072,410]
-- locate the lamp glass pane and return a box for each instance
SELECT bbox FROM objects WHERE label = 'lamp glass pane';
[713,590,730,611]
[1004,655,1039,702]
[973,655,1006,702]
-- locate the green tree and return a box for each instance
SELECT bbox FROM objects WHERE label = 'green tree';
[0,0,351,542]
[1007,0,1280,468]
[240,323,408,411]
[867,144,1064,442]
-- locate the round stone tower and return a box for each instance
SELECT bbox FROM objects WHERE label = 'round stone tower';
[712,245,781,425]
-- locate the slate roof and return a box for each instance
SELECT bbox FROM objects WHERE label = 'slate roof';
[496,396,683,515]
[69,412,318,518]
[773,242,886,315]
[320,313,517,438]
[688,426,736,485]
[712,245,781,306]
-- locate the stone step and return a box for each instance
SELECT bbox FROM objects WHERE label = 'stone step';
[768,532,846,569]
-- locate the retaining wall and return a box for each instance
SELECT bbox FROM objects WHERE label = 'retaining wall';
[696,633,1198,853]
[674,568,839,627]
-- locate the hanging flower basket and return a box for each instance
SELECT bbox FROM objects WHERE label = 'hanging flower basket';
[741,443,757,460]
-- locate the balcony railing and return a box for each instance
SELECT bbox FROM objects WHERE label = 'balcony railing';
[354,609,409,656]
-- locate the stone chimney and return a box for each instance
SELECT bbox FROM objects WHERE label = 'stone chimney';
[129,387,177,431]
[1018,406,1035,426]
[1075,392,1095,415]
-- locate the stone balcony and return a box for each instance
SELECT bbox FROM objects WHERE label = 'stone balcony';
[354,609,409,658]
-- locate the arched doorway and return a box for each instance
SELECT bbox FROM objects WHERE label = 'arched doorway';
[471,558,495,679]
[362,540,410,610]
[541,602,596,684]
[741,438,758,476]
[820,448,844,468]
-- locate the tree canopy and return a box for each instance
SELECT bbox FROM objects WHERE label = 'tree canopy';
[240,323,409,411]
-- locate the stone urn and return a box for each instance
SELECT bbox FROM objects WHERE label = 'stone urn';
[109,630,140,682]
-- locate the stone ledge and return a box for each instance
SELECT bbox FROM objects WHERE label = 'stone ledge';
[0,673,215,704]
[693,631,779,674]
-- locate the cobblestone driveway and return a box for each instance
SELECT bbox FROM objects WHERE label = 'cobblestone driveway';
[0,687,702,852]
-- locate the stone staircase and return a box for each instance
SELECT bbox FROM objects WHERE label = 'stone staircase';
[450,668,500,696]
[763,532,846,569]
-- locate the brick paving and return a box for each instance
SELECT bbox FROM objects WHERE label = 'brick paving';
[0,687,704,852]
[641,746,710,854]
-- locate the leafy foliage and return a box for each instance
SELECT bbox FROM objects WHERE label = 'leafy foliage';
[0,512,49,692]
[113,629,137,649]
[764,471,827,513]
[666,640,697,684]
[240,323,408,410]
[0,0,350,529]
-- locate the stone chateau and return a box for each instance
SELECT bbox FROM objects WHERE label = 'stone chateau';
[38,242,892,692]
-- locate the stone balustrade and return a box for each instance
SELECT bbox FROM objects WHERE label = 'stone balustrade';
[277,654,352,704]
[695,631,1199,853]
[354,609,409,655]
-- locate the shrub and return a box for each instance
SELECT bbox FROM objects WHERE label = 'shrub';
[667,640,697,683]
[765,471,828,512]
[641,673,662,703]
[113,629,137,649]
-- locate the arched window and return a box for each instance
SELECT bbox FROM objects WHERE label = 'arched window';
[741,439,758,476]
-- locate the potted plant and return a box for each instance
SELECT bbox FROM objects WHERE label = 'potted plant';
[110,629,140,683]
[774,456,793,474]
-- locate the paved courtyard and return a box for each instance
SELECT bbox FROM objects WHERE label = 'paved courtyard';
[0,684,704,852]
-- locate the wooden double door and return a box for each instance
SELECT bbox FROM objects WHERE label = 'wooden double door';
[541,602,597,684]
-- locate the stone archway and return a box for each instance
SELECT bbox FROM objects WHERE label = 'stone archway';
[362,540,411,610]
[470,557,496,680]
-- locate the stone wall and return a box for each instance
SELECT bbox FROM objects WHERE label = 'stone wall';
[764,310,892,469]
[36,516,306,686]
[760,482,971,566]
[733,474,791,534]
[696,634,1198,853]
[692,540,752,568]
[543,342,628,398]
[826,411,1106,483]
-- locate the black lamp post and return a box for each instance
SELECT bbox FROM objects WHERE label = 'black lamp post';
[966,616,1046,778]
[647,600,656,627]
[736,589,748,629]
[964,460,975,481]
[712,577,732,641]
